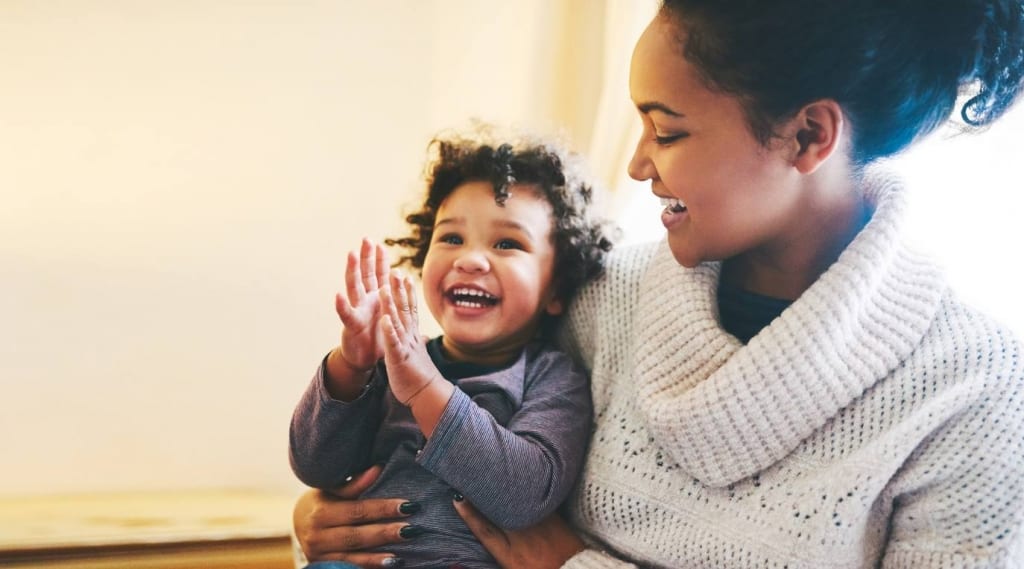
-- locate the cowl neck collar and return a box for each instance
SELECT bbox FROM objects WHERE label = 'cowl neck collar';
[631,171,946,487]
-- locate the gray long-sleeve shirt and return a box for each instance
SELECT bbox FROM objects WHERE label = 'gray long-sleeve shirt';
[289,338,593,568]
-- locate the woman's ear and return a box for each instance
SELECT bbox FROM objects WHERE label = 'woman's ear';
[790,99,845,174]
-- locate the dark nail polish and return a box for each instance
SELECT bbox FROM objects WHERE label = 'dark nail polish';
[382,557,404,568]
[399,524,426,539]
[453,492,464,502]
[399,501,421,515]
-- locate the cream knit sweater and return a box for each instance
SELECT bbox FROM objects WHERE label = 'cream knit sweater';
[560,173,1024,568]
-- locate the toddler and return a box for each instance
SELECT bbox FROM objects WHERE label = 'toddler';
[290,125,615,568]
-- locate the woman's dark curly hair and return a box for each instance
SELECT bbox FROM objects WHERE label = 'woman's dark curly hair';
[660,0,1024,167]
[385,124,616,329]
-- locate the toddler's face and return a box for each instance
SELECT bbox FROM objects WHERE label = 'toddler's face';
[420,180,561,364]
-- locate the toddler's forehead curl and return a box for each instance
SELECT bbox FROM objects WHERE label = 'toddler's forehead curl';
[422,121,590,209]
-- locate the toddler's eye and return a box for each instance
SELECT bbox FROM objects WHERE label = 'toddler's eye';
[437,233,463,245]
[495,239,523,250]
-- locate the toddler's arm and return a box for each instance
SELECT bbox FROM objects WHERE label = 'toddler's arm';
[288,359,385,489]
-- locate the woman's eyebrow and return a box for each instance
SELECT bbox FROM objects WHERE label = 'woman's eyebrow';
[637,101,685,117]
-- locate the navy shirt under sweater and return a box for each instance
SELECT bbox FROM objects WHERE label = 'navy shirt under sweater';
[289,338,593,569]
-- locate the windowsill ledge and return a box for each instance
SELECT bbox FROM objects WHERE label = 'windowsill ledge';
[0,489,296,568]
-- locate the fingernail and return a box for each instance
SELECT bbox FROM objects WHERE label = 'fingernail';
[452,492,464,502]
[399,524,426,539]
[398,501,421,515]
[382,557,404,568]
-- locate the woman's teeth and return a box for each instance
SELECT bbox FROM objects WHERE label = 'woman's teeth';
[660,197,686,213]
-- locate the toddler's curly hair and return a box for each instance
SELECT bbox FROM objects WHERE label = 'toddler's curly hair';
[385,124,616,326]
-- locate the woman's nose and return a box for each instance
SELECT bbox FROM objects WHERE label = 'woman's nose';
[453,250,489,273]
[627,138,654,182]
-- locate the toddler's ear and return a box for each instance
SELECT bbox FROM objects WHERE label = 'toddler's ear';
[545,297,564,316]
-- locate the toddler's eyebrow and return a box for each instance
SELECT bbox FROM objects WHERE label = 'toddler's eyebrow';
[434,217,464,228]
[494,219,535,241]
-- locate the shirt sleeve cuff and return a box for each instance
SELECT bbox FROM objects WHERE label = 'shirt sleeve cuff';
[562,548,638,569]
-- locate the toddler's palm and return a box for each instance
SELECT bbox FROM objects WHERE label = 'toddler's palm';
[336,239,390,370]
[379,270,440,403]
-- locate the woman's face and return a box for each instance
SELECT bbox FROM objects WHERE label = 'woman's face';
[627,14,805,269]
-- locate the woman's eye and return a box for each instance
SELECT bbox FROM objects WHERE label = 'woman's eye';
[654,133,687,146]
[438,233,463,245]
[495,239,523,250]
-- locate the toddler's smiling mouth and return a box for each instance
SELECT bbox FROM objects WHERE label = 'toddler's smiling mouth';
[446,286,499,308]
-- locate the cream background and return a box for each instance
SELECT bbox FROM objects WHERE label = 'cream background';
[0,0,635,497]
[2,0,1021,500]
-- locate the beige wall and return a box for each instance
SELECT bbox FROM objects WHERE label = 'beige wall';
[0,1,606,496]
[4,0,1022,501]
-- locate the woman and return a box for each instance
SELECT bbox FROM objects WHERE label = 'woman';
[293,1,1024,567]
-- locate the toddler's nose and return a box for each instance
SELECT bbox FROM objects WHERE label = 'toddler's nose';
[453,250,489,273]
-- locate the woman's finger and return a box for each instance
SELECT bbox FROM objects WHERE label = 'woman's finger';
[311,551,402,569]
[304,521,410,562]
[453,497,511,553]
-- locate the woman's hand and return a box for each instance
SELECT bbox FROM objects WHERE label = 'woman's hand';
[335,238,390,371]
[293,465,416,568]
[454,497,586,569]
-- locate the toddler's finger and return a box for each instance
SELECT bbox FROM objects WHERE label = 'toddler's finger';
[380,314,402,351]
[335,292,358,327]
[389,271,413,334]
[346,250,365,301]
[385,273,408,337]
[394,274,416,332]
[360,238,379,291]
[375,243,390,288]
[379,284,400,335]
[404,275,418,319]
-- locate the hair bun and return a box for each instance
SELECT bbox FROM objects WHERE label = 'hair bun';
[960,0,1024,125]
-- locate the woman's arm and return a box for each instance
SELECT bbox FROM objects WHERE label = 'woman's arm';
[454,499,637,569]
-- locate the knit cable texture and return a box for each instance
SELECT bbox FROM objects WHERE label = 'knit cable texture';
[561,171,1024,568]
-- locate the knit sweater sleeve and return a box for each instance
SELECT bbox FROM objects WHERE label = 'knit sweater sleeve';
[882,325,1024,568]
[288,358,384,489]
[562,549,639,568]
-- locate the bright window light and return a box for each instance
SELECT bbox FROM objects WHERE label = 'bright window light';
[613,102,1024,336]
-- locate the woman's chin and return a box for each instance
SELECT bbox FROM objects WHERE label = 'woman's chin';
[667,240,702,268]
